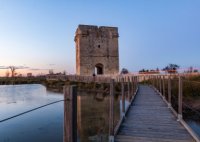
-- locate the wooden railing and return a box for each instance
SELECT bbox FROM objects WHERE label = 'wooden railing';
[47,74,145,83]
[147,74,200,142]
[63,75,139,142]
[62,74,200,142]
[47,75,113,83]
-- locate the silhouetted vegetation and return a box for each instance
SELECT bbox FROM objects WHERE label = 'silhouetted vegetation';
[139,68,160,74]
[163,64,180,74]
[120,68,129,74]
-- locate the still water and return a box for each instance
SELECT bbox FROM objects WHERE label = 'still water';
[0,84,63,142]
[0,84,124,142]
[0,84,199,142]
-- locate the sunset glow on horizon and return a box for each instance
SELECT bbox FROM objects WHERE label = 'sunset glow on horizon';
[1,0,200,76]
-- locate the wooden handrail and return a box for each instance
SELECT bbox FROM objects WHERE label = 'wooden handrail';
[148,74,200,142]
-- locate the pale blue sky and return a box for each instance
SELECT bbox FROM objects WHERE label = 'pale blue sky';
[0,0,200,75]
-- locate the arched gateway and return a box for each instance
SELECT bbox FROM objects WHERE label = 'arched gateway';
[74,25,119,75]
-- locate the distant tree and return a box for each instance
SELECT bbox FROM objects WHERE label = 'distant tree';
[139,69,146,73]
[5,70,10,77]
[194,69,198,73]
[188,66,193,73]
[63,70,66,75]
[49,69,54,75]
[9,66,17,77]
[163,64,180,74]
[139,68,159,74]
[120,68,129,74]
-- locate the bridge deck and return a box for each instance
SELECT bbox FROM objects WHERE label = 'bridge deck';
[115,85,195,142]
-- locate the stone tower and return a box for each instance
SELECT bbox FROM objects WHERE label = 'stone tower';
[74,25,119,75]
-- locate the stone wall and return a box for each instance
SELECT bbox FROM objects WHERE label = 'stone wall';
[75,25,119,75]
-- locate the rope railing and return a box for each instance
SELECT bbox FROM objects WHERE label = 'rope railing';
[0,100,64,123]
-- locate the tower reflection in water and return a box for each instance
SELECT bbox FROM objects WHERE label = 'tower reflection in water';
[73,91,120,142]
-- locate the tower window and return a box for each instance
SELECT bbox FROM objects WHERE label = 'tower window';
[98,45,100,48]
[95,63,103,75]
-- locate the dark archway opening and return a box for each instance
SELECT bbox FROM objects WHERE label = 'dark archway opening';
[95,63,104,75]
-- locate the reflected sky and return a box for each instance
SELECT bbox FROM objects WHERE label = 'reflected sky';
[0,84,63,122]
[0,102,63,142]
[0,84,63,142]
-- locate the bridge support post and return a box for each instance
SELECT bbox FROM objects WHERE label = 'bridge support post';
[157,76,159,90]
[168,75,171,108]
[63,85,77,142]
[134,76,136,92]
[177,75,183,121]
[131,76,134,97]
[152,76,154,87]
[109,79,115,141]
[121,78,125,115]
[162,76,165,99]
[159,76,162,93]
[136,76,139,88]
[109,136,114,142]
[128,77,130,101]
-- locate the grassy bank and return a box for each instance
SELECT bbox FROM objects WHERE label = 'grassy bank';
[0,77,46,85]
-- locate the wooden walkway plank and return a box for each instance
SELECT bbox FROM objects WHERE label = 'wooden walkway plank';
[115,85,195,142]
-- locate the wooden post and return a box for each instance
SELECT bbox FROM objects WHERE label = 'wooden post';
[127,77,130,101]
[168,75,171,108]
[136,76,139,88]
[131,76,134,96]
[157,76,159,90]
[134,76,136,92]
[162,76,165,98]
[159,76,162,93]
[121,78,125,114]
[178,75,183,121]
[63,85,77,142]
[109,79,114,142]
[151,76,153,87]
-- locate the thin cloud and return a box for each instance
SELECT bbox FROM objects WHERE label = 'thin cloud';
[0,66,8,69]
[15,66,29,69]
[49,64,55,66]
[0,65,29,69]
[29,68,50,71]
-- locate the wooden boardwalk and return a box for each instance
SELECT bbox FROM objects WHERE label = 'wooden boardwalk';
[115,85,195,142]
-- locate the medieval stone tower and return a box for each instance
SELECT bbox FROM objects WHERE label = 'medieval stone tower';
[74,25,119,75]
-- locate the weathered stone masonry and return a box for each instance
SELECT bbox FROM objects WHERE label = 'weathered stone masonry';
[74,25,119,75]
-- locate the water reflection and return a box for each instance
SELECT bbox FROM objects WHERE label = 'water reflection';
[0,84,63,142]
[77,91,120,142]
[0,84,63,121]
[0,84,130,142]
[0,103,63,142]
[186,120,200,137]
[1,84,198,142]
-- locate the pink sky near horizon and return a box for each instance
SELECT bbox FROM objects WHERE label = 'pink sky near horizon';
[0,65,75,77]
[1,1,200,76]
